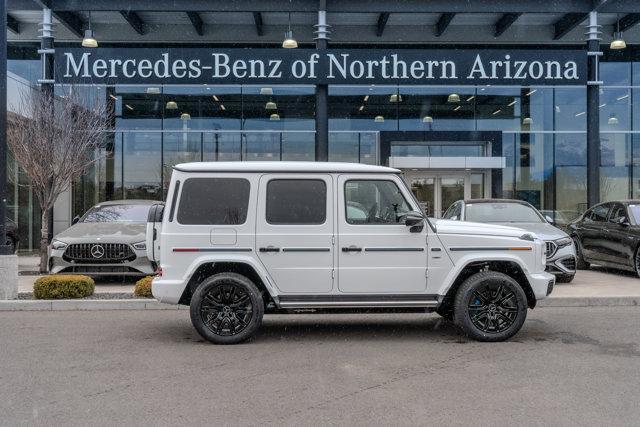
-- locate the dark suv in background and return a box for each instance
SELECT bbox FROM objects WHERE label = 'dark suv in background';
[569,200,640,276]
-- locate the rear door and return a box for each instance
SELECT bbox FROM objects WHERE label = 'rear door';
[606,203,635,267]
[255,174,334,294]
[337,174,427,293]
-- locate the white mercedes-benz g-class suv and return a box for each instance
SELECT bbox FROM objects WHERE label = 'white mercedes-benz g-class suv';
[147,162,554,344]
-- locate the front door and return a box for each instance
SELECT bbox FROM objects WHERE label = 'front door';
[404,172,486,218]
[337,174,428,294]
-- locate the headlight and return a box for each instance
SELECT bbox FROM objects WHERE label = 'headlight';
[132,241,146,250]
[51,240,67,250]
[555,237,573,248]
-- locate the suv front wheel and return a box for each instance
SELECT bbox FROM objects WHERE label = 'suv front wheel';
[190,273,264,345]
[453,271,528,342]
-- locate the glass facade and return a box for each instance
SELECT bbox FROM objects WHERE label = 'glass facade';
[5,46,640,249]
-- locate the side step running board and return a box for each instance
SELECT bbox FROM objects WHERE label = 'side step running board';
[278,294,439,309]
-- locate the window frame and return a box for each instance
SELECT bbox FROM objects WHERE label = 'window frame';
[587,203,611,223]
[343,178,413,226]
[176,177,251,226]
[265,178,328,226]
[608,203,628,224]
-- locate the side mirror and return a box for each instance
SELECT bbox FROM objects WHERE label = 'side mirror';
[545,215,554,224]
[71,215,80,225]
[403,211,425,232]
[617,217,630,226]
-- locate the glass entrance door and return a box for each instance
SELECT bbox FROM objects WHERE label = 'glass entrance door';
[406,172,486,218]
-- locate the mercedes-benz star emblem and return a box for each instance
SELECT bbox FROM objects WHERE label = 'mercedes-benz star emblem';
[91,244,105,259]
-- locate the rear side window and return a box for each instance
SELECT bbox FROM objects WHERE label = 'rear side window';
[177,178,250,225]
[266,179,326,225]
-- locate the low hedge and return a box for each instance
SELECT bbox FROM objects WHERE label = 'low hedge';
[134,276,154,298]
[33,275,95,299]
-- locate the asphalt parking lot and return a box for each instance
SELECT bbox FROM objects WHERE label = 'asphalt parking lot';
[1,307,639,426]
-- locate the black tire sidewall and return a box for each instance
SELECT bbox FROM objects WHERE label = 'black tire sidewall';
[573,237,590,270]
[190,273,264,345]
[453,271,528,342]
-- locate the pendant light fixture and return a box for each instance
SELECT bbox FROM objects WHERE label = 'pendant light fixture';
[180,112,191,121]
[270,113,281,121]
[265,101,277,110]
[82,12,98,48]
[610,14,627,50]
[522,117,533,125]
[447,93,460,103]
[422,115,433,123]
[260,87,273,95]
[374,115,385,123]
[165,101,178,110]
[282,12,298,48]
[389,93,402,103]
[608,113,619,125]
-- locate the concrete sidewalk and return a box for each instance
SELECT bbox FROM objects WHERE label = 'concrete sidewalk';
[5,255,640,310]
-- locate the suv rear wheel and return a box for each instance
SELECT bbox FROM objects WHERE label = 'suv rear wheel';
[190,273,264,345]
[453,271,527,342]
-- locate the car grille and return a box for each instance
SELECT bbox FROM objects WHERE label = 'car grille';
[63,243,136,263]
[545,241,558,258]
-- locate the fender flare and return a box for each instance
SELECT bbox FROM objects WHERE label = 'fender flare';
[436,253,532,297]
[181,253,279,298]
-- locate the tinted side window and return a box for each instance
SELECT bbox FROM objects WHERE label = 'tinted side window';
[589,204,609,222]
[266,180,326,225]
[177,178,250,225]
[345,180,411,225]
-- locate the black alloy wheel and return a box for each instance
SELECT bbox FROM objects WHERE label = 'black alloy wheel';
[454,271,528,342]
[190,273,264,345]
[467,283,518,334]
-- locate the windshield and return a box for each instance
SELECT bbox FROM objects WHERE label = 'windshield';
[629,205,640,224]
[81,204,150,223]
[465,202,544,223]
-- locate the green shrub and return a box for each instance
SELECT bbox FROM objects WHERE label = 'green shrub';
[134,276,154,298]
[33,275,95,299]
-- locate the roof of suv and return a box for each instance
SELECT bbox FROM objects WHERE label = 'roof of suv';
[173,161,400,174]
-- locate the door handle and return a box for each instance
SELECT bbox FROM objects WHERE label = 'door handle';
[342,246,362,252]
[259,246,280,253]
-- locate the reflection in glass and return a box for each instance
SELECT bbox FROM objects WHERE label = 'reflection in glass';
[399,87,475,131]
[122,132,162,200]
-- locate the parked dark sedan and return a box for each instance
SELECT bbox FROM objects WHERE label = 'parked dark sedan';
[568,200,640,276]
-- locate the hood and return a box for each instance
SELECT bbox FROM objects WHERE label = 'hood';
[486,222,568,240]
[434,219,531,238]
[54,222,146,244]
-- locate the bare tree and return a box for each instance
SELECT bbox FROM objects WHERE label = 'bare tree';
[7,86,113,272]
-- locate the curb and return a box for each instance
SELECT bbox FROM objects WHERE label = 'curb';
[0,299,188,311]
[538,296,640,307]
[0,296,639,311]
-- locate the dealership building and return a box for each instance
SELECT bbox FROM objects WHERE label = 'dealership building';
[3,0,640,250]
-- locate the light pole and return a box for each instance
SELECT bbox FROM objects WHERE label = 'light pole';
[0,0,18,301]
[0,0,10,256]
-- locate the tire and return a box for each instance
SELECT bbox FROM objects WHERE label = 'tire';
[189,273,264,345]
[555,274,575,283]
[453,271,528,342]
[634,247,640,278]
[573,237,590,270]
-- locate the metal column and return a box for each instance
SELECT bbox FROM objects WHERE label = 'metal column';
[586,11,602,208]
[314,0,330,161]
[0,0,10,254]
